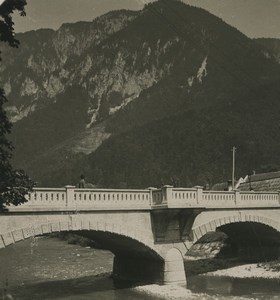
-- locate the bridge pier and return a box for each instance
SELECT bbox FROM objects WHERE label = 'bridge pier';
[163,248,187,286]
[112,247,187,286]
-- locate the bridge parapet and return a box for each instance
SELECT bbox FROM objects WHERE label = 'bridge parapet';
[28,187,67,205]
[72,188,150,209]
[162,186,280,209]
[6,186,280,212]
[9,186,151,212]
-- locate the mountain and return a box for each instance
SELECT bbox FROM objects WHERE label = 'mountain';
[2,0,280,187]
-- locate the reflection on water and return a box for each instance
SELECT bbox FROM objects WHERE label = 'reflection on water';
[6,276,142,300]
[188,275,280,299]
[0,237,279,300]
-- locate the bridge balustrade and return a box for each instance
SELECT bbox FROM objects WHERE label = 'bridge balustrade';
[7,185,280,212]
[27,188,67,207]
[171,188,197,207]
[151,186,280,208]
[71,189,150,209]
[201,191,236,207]
[9,186,151,211]
[239,192,279,206]
[167,187,280,208]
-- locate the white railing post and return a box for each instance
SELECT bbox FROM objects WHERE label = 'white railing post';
[235,190,240,205]
[162,185,173,205]
[195,186,203,204]
[27,191,33,205]
[147,187,157,206]
[65,185,75,208]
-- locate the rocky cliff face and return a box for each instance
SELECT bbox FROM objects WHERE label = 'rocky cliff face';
[2,0,280,187]
[1,8,181,127]
[1,10,142,123]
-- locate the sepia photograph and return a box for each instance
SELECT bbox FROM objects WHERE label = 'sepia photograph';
[0,0,280,299]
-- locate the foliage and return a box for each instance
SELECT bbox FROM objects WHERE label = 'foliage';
[0,169,34,208]
[0,0,26,54]
[49,232,101,248]
[0,0,33,210]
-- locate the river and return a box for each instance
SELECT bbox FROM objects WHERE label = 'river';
[0,237,279,299]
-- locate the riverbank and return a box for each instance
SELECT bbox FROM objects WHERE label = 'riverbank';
[185,256,280,279]
[133,284,257,300]
[205,260,280,279]
[132,261,280,300]
[132,259,280,300]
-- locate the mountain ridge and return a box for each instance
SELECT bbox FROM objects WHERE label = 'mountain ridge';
[2,0,280,187]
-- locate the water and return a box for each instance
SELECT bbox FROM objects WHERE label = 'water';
[188,276,280,299]
[0,237,279,299]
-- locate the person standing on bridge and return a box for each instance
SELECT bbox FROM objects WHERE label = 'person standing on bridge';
[78,174,86,188]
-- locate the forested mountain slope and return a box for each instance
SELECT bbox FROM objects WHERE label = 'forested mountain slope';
[1,0,280,187]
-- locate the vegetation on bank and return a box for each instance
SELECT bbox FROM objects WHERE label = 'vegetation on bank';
[49,232,102,248]
[258,259,280,272]
[0,0,34,211]
[185,232,280,277]
[185,257,280,278]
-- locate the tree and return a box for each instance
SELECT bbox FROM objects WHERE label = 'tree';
[0,0,26,49]
[0,0,34,211]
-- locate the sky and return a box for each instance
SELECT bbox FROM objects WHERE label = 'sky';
[10,0,280,39]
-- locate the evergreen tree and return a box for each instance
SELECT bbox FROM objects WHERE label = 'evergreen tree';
[0,0,33,211]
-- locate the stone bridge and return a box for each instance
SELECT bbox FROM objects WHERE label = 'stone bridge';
[1,185,280,285]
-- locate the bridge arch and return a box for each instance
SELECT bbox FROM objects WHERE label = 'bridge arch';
[0,218,167,283]
[192,214,280,243]
[0,219,162,259]
[191,214,280,260]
